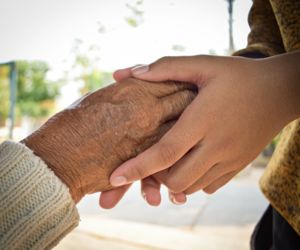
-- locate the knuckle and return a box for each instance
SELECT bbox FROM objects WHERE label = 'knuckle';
[203,186,217,195]
[165,180,179,192]
[157,142,178,165]
[200,180,211,190]
[131,165,148,180]
[157,56,173,67]
[165,178,186,193]
[135,110,152,129]
[184,188,195,195]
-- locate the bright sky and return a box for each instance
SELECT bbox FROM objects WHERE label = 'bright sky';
[1,0,252,107]
[1,0,252,72]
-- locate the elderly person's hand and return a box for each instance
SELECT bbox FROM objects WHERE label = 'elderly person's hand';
[22,78,196,203]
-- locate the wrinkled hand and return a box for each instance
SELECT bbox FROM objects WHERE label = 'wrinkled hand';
[108,53,300,206]
[22,78,197,203]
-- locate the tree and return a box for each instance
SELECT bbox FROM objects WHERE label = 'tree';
[16,61,60,118]
[0,65,10,126]
[68,38,113,94]
[125,0,144,28]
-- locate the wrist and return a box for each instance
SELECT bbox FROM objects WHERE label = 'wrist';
[271,52,300,121]
[256,52,300,124]
[21,126,84,203]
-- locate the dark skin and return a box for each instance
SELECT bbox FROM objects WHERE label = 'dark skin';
[22,78,197,203]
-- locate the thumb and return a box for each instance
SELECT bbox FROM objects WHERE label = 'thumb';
[131,56,209,85]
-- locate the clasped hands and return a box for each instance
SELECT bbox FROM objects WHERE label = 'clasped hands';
[23,53,300,207]
[102,53,300,208]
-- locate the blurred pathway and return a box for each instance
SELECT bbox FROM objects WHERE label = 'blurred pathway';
[55,166,268,250]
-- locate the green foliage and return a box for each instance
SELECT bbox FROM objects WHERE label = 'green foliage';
[80,70,112,94]
[16,61,60,117]
[0,66,10,124]
[0,61,59,122]
[125,17,139,27]
[69,39,113,94]
[125,1,144,27]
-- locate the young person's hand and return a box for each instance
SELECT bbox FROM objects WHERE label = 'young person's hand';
[106,52,300,206]
[22,78,196,203]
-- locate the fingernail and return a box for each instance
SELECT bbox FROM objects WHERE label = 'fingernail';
[169,194,185,205]
[131,64,149,75]
[111,176,127,187]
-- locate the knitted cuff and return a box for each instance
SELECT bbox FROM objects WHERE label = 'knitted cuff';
[0,141,79,250]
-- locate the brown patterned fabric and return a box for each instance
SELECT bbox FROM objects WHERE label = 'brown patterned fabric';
[234,0,300,235]
[270,1,300,52]
[233,0,285,56]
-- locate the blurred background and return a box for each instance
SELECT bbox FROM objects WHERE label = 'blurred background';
[1,0,275,249]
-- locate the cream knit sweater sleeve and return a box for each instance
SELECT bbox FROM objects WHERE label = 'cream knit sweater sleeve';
[0,141,79,250]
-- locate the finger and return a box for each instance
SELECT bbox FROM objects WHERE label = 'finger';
[203,171,238,194]
[113,67,134,81]
[157,143,217,193]
[130,56,212,85]
[141,176,161,206]
[110,99,203,187]
[152,172,187,205]
[184,163,232,195]
[100,120,175,209]
[99,184,132,209]
[131,78,197,98]
[169,191,187,205]
[159,89,197,123]
[113,64,151,81]
[126,119,177,174]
